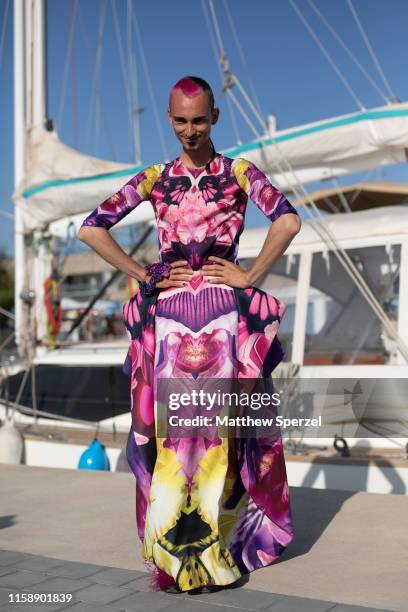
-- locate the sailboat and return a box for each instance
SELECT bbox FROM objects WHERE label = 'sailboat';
[1,0,407,494]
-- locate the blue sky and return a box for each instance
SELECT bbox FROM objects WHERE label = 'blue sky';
[1,0,408,256]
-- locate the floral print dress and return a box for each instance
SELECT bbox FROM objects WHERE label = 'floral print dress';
[81,151,299,591]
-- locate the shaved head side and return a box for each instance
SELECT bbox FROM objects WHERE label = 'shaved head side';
[169,76,215,111]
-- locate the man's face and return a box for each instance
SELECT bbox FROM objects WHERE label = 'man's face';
[167,88,219,152]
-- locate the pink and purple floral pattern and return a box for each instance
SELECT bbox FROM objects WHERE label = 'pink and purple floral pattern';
[81,152,299,591]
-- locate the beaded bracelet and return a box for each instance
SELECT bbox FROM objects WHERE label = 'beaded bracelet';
[139,262,172,296]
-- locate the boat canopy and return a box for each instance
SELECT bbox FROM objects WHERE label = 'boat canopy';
[12,101,408,232]
[239,204,408,258]
[293,181,408,213]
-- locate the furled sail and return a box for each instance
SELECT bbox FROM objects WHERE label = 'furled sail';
[12,102,408,231]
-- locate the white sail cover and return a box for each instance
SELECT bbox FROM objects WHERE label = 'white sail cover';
[12,102,408,231]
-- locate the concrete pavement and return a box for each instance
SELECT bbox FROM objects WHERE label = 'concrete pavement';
[1,463,406,611]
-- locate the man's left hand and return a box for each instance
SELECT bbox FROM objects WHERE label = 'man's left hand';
[202,256,252,289]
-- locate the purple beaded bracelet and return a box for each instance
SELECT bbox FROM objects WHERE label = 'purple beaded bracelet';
[139,262,172,296]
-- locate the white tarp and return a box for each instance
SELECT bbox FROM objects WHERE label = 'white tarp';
[12,101,408,232]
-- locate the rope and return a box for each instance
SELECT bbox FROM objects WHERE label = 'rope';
[289,0,365,110]
[307,0,389,105]
[347,0,397,102]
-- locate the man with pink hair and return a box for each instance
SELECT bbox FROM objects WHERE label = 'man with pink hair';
[79,75,301,594]
[166,76,220,176]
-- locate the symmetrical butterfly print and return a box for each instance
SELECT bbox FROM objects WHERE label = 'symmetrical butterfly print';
[160,175,192,206]
[81,151,299,592]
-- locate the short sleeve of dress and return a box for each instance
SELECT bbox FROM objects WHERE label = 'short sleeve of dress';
[232,158,299,223]
[80,164,162,230]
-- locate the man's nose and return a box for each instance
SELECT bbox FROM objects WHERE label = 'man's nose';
[185,124,194,136]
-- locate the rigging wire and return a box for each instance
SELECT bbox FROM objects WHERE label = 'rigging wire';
[57,0,79,134]
[68,0,79,150]
[201,0,242,144]
[208,0,226,57]
[205,0,380,224]
[328,167,378,213]
[202,0,408,360]
[221,0,264,120]
[225,87,261,138]
[292,187,408,360]
[346,0,397,102]
[0,210,13,221]
[306,0,389,105]
[90,5,102,154]
[266,120,408,359]
[130,9,169,161]
[349,257,401,365]
[78,0,117,160]
[329,177,353,213]
[257,122,408,360]
[0,0,9,69]
[288,0,365,110]
[0,0,11,225]
[110,1,134,154]
[127,0,142,164]
[126,0,133,162]
[231,74,268,133]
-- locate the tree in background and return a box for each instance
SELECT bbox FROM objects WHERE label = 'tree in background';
[0,249,14,328]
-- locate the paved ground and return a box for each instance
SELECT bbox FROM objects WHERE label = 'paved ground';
[1,463,407,611]
[0,549,391,612]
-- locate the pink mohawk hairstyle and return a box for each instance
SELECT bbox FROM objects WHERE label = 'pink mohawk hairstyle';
[169,75,215,110]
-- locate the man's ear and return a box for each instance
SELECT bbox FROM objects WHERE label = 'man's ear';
[211,107,220,125]
[166,107,172,122]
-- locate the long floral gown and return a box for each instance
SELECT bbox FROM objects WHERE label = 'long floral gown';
[81,151,299,591]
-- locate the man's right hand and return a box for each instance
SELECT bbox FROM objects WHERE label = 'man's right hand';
[144,260,194,290]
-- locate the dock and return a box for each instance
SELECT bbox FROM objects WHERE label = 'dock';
[1,463,406,611]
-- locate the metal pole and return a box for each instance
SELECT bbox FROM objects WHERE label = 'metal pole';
[13,0,25,349]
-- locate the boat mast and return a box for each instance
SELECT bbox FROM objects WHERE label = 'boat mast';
[31,0,48,125]
[13,0,25,350]
[13,0,48,353]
